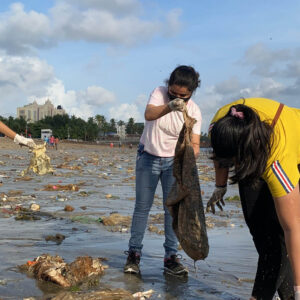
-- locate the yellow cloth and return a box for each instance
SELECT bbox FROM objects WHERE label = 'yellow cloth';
[210,98,300,197]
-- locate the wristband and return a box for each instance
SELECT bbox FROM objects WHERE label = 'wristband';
[215,184,227,188]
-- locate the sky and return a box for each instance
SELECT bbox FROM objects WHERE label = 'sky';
[0,0,299,132]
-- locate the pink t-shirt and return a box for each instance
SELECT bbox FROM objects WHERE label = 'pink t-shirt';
[140,86,202,157]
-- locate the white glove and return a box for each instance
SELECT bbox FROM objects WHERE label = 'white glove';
[296,291,300,300]
[206,186,227,214]
[14,134,36,148]
[168,98,185,112]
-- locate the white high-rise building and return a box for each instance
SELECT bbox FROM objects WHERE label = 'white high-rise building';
[17,100,66,122]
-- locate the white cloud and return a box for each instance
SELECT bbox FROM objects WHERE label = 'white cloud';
[64,0,141,14]
[78,86,115,106]
[109,103,142,122]
[29,79,117,120]
[0,1,182,54]
[163,9,182,36]
[214,77,241,95]
[0,54,116,120]
[240,43,291,77]
[0,3,52,54]
[0,54,54,116]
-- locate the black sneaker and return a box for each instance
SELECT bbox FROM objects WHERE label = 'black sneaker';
[164,254,188,276]
[124,250,140,274]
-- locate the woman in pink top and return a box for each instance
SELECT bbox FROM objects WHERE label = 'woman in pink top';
[124,66,202,276]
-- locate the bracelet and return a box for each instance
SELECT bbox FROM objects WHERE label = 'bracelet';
[215,184,227,188]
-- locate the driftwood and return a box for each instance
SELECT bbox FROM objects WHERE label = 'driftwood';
[166,108,209,261]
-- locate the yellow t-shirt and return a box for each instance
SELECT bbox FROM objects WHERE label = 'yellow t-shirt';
[210,98,300,197]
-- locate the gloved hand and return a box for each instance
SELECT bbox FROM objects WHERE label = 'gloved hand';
[168,98,185,112]
[14,134,36,148]
[206,186,227,214]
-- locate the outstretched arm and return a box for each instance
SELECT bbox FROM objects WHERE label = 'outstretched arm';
[273,183,300,288]
[0,120,35,148]
[0,121,17,140]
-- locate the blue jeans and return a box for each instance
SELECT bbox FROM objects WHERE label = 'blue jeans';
[128,144,178,258]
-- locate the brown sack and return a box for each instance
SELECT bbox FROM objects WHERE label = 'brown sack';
[166,109,209,261]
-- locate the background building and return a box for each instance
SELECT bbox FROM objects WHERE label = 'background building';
[17,100,66,122]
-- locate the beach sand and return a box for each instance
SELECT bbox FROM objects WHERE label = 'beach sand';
[0,137,259,299]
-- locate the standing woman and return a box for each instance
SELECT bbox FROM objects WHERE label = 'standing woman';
[207,98,300,299]
[124,65,202,276]
[0,120,36,148]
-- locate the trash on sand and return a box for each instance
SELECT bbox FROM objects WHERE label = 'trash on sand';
[101,213,131,226]
[15,212,41,221]
[133,289,154,299]
[45,234,66,244]
[64,205,74,212]
[43,184,79,191]
[19,254,107,288]
[70,216,100,224]
[0,279,7,286]
[148,225,164,235]
[48,288,154,300]
[21,143,54,176]
[30,203,40,211]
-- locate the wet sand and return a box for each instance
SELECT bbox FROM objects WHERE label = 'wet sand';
[0,137,259,299]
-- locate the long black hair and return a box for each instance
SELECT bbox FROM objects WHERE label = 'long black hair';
[166,65,200,93]
[211,104,273,186]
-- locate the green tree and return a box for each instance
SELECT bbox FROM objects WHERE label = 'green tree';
[109,118,117,133]
[126,117,135,134]
[95,114,109,136]
[86,117,99,141]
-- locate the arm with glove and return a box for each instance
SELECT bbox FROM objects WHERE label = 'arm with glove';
[145,98,185,121]
[206,160,229,214]
[0,121,36,148]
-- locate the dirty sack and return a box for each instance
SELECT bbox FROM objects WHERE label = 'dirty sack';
[20,254,107,288]
[21,143,54,176]
[166,108,209,261]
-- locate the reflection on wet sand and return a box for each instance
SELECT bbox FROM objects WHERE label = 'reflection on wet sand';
[0,138,258,299]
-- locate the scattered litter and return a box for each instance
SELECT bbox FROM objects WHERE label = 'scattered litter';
[43,184,79,191]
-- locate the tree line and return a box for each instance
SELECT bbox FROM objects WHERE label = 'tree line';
[0,114,144,141]
[0,114,210,145]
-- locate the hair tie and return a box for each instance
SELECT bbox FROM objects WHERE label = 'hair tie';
[231,107,244,119]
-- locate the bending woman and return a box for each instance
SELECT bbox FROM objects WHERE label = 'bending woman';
[207,98,300,300]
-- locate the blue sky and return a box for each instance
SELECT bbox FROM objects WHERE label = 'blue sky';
[0,0,299,132]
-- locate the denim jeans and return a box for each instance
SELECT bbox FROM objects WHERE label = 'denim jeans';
[128,144,178,258]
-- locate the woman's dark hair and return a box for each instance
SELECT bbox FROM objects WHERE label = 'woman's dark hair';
[166,65,200,93]
[211,104,273,186]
